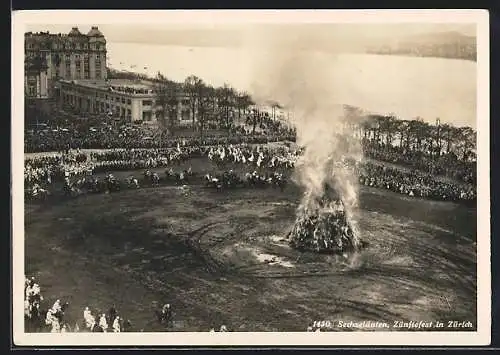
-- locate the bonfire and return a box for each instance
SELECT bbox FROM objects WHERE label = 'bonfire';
[289,183,363,254]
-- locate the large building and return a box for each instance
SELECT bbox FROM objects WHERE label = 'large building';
[59,79,195,124]
[24,26,107,99]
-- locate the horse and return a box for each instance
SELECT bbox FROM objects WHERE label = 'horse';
[269,173,287,191]
[165,168,177,183]
[28,186,51,201]
[107,179,121,192]
[143,170,160,186]
[151,172,160,186]
[245,173,266,188]
[126,176,140,189]
[95,179,108,193]
[204,174,222,190]
[220,171,243,189]
[176,171,187,186]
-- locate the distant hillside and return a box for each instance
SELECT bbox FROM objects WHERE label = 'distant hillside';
[366,31,476,61]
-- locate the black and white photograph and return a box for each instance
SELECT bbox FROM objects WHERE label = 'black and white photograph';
[12,10,490,346]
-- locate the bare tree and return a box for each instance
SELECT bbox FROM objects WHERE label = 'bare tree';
[215,83,237,136]
[197,84,215,140]
[183,75,204,130]
[154,72,180,147]
[237,93,254,120]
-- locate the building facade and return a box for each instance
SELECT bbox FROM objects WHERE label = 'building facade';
[24,26,107,99]
[58,79,195,124]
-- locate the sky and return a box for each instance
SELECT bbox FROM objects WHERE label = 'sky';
[22,22,477,128]
[25,23,476,50]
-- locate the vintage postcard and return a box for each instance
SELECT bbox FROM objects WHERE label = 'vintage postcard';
[12,10,490,346]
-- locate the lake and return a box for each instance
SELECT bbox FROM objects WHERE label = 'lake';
[107,42,477,129]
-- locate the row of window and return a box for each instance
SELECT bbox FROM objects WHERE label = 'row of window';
[62,95,194,122]
[59,68,101,80]
[65,54,102,61]
[24,52,103,60]
[26,42,105,51]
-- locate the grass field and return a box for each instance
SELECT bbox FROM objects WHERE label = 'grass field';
[24,158,477,332]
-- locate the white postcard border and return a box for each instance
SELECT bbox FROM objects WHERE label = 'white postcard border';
[12,9,491,346]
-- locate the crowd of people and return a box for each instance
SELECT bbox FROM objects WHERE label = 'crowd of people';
[24,121,296,153]
[24,276,184,333]
[25,275,240,333]
[24,141,475,204]
[357,163,476,201]
[25,120,475,189]
[363,141,476,185]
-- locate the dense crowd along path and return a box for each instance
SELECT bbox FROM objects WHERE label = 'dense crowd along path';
[25,143,475,204]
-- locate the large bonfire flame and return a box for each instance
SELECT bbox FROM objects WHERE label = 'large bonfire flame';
[245,34,367,254]
[289,182,363,254]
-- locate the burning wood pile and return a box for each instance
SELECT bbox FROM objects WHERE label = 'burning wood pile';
[289,184,363,254]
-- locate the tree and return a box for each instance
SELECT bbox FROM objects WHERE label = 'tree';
[407,117,428,153]
[433,118,444,158]
[197,84,215,140]
[251,109,261,136]
[440,123,458,155]
[154,72,180,145]
[456,126,476,162]
[394,120,410,149]
[184,75,204,130]
[269,101,282,121]
[377,115,398,146]
[235,92,254,123]
[215,83,237,136]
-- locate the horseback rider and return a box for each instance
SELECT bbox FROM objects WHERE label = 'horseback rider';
[152,172,160,185]
[127,175,139,188]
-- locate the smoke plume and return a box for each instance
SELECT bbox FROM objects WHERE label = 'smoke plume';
[246,27,364,234]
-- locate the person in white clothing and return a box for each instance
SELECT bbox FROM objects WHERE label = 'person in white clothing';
[31,283,42,302]
[52,299,62,313]
[88,315,96,331]
[51,321,60,333]
[24,299,30,317]
[99,313,108,332]
[45,309,52,324]
[112,316,121,333]
[25,284,33,300]
[32,283,41,295]
[83,307,93,328]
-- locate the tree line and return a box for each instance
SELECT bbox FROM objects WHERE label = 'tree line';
[344,106,477,165]
[152,73,257,141]
[108,69,477,165]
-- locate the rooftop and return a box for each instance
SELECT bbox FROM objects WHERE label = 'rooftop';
[61,79,155,95]
[25,26,104,38]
